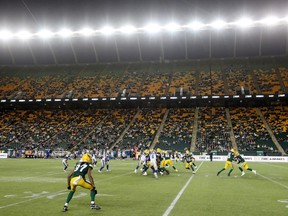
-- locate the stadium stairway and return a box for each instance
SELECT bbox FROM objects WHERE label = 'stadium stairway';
[256,108,286,155]
[150,109,169,149]
[109,109,141,151]
[190,107,199,152]
[225,108,238,151]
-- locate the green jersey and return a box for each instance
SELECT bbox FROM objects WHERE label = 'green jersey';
[227,152,235,162]
[72,162,93,179]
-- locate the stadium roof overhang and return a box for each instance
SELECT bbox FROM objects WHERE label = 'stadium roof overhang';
[0,16,288,65]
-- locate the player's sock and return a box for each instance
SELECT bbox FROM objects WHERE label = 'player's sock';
[228,169,233,176]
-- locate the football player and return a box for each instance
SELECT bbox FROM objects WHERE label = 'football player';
[63,153,101,211]
[98,151,110,172]
[183,148,196,174]
[235,154,257,176]
[217,149,237,176]
[62,155,69,172]
[134,150,146,173]
[163,150,178,172]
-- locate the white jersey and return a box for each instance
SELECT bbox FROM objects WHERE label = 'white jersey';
[62,157,68,165]
[149,151,158,170]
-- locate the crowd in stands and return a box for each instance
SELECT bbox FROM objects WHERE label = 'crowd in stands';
[1,106,287,155]
[230,107,276,153]
[0,58,287,100]
[261,106,288,153]
[195,107,232,153]
[157,108,194,150]
[0,58,287,156]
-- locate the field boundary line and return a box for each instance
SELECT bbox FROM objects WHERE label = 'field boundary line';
[257,173,288,190]
[162,161,204,216]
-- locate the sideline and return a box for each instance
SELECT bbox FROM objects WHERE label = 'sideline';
[162,161,204,216]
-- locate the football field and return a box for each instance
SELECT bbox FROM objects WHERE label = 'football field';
[0,158,287,216]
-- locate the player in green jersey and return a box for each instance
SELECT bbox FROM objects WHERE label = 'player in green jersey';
[217,149,236,176]
[235,154,257,176]
[183,148,196,174]
[163,150,178,172]
[63,153,101,212]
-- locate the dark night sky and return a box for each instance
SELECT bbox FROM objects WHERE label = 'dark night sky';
[0,0,287,65]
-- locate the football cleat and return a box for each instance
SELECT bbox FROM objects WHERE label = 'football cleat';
[252,170,257,175]
[192,171,196,174]
[98,170,102,173]
[142,172,147,176]
[241,172,245,176]
[90,203,101,210]
[134,169,137,173]
[63,205,68,212]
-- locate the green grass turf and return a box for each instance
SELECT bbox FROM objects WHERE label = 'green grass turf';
[0,159,287,216]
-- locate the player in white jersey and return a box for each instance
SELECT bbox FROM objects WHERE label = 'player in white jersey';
[140,149,158,178]
[92,153,97,167]
[149,149,158,178]
[134,150,147,173]
[62,155,69,172]
[98,151,110,173]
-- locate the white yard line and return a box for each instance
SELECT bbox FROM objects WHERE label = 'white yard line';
[162,161,204,216]
[260,162,288,170]
[0,171,133,209]
[0,190,67,209]
[257,172,288,190]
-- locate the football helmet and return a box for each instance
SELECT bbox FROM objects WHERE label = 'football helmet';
[81,153,92,163]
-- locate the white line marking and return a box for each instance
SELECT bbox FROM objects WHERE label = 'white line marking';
[162,161,204,216]
[0,190,67,209]
[0,171,132,209]
[257,173,288,190]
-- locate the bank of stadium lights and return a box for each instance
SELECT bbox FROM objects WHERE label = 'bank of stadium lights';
[233,18,254,28]
[143,23,161,33]
[187,21,205,31]
[119,25,137,34]
[37,29,54,38]
[78,27,95,36]
[0,30,13,40]
[57,28,73,38]
[100,26,116,35]
[1,16,288,40]
[17,30,33,40]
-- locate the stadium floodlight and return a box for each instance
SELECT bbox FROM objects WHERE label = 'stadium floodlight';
[100,26,115,35]
[37,29,54,39]
[164,22,181,32]
[0,30,13,40]
[16,30,33,40]
[234,17,254,28]
[210,20,228,29]
[78,27,94,36]
[57,28,73,38]
[143,23,161,33]
[260,16,279,26]
[119,25,137,34]
[188,21,205,31]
